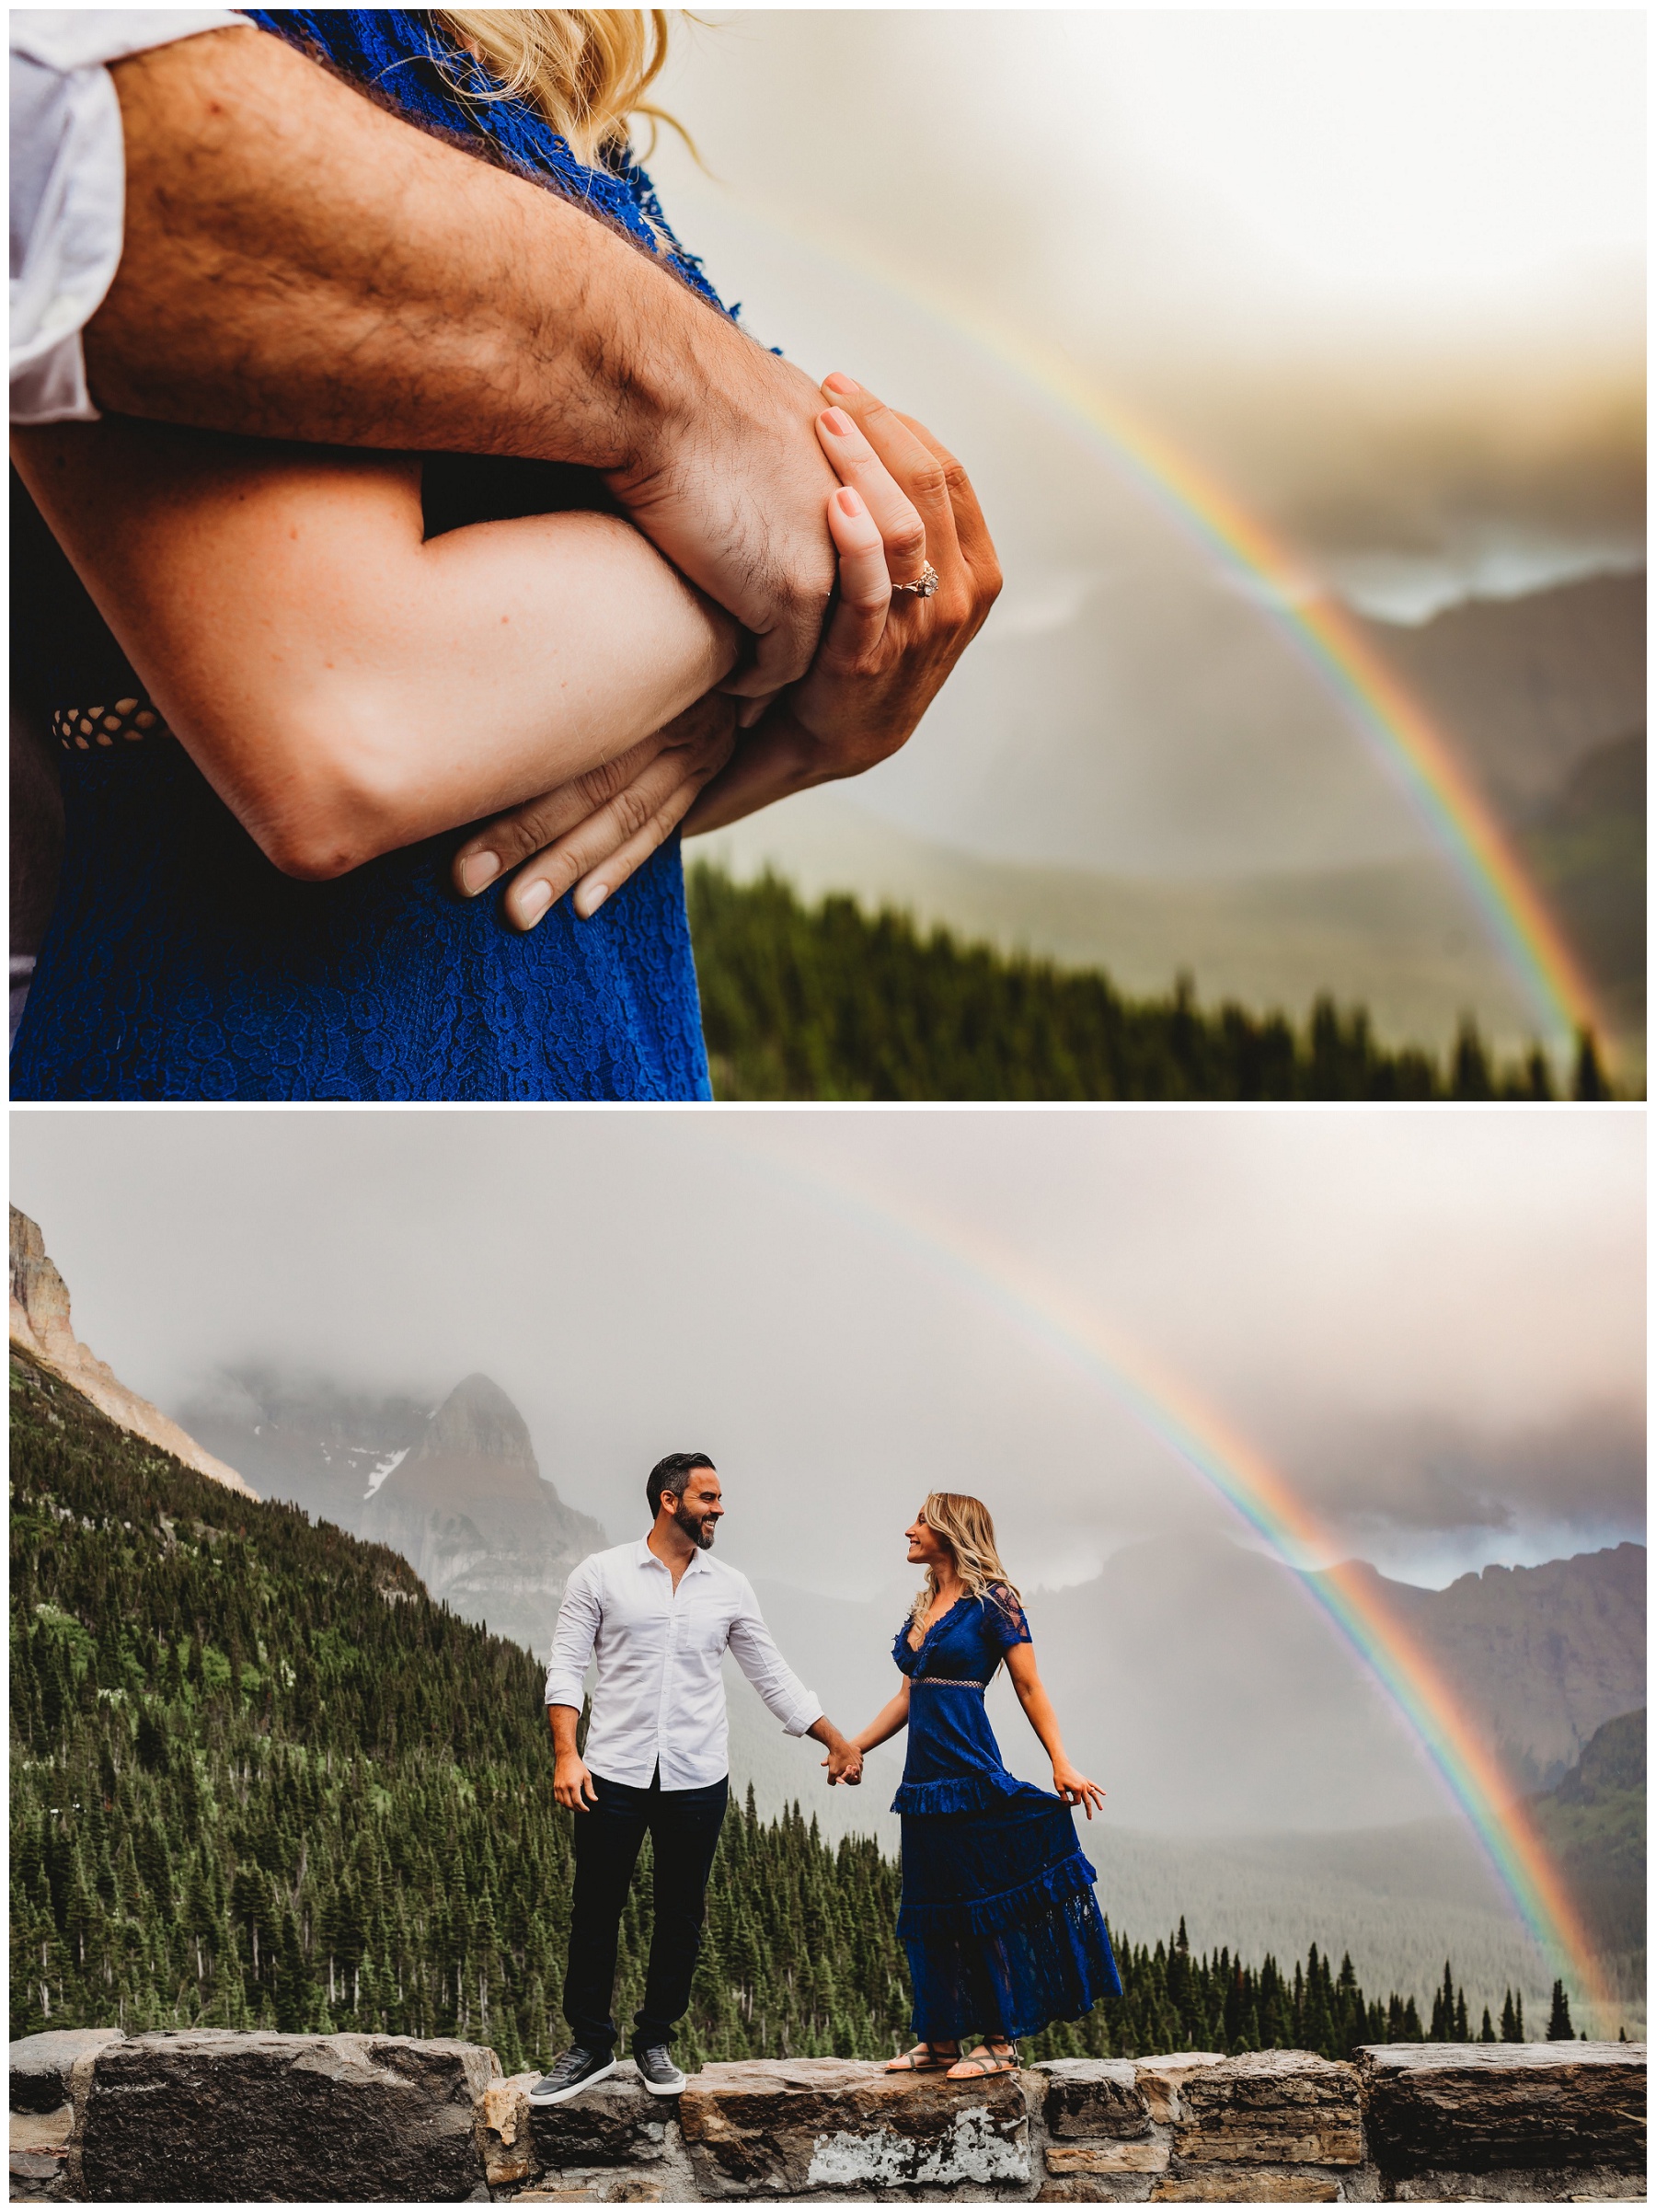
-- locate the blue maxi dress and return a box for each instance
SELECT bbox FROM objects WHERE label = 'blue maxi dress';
[10,10,725,1101]
[893,1589,1121,2045]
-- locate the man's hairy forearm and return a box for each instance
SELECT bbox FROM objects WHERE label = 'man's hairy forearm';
[86,28,724,473]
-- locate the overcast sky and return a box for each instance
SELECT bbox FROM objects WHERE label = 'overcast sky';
[651,10,1644,592]
[11,1108,1642,1593]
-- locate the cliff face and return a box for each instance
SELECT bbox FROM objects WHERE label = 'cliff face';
[358,1373,607,1655]
[8,1206,254,1498]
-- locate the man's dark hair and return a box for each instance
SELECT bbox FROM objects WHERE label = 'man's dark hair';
[648,1452,716,1517]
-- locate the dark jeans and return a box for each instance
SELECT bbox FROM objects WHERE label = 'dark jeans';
[562,1768,728,2057]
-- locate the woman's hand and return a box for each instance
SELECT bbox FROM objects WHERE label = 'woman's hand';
[684,374,1002,835]
[1052,1760,1107,1821]
[451,692,736,927]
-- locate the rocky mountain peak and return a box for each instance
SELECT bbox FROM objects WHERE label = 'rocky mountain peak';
[421,1372,537,1469]
[9,1205,255,1498]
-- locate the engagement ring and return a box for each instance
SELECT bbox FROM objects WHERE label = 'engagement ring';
[892,562,940,600]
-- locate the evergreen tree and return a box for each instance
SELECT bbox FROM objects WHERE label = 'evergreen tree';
[1546,1981,1574,2041]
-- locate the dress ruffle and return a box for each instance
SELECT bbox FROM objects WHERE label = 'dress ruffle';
[891,1769,1041,1816]
[896,1845,1098,1940]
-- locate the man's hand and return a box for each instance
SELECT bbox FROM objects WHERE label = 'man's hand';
[549,1702,598,1810]
[554,1748,599,1812]
[808,1717,864,1787]
[90,30,839,690]
[684,376,1001,835]
[605,344,842,697]
[453,694,737,928]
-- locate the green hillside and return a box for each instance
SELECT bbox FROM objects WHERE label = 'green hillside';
[1526,1709,1645,1995]
[687,864,1615,1102]
[10,1357,1606,2066]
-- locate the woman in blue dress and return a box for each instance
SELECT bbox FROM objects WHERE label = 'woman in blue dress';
[11,10,993,1100]
[848,1492,1121,2076]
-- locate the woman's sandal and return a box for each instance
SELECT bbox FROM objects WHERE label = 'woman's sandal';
[945,2042,1020,2080]
[886,2042,959,2073]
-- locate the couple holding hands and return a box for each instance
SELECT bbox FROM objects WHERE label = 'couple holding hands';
[535,1455,1118,2104]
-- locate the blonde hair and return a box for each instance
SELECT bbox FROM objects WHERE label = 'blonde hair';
[435,10,684,169]
[910,1492,1023,1633]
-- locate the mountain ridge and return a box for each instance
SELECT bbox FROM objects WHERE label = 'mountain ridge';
[8,1206,254,1499]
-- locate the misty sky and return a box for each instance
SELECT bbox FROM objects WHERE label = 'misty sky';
[11,1109,1642,1593]
[639,11,1645,907]
[652,10,1644,588]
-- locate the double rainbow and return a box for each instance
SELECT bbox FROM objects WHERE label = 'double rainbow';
[749,1144,1615,2022]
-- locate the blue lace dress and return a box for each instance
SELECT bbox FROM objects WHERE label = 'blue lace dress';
[893,1588,1121,2045]
[10,9,727,1101]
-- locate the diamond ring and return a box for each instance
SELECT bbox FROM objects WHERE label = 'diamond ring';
[892,562,940,600]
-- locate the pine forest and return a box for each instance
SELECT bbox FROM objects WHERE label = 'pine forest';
[9,1358,1554,2071]
[686,864,1616,1103]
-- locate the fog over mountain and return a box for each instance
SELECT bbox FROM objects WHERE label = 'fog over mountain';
[11,1112,1642,1602]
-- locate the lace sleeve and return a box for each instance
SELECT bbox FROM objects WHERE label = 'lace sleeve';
[983,1584,1032,1653]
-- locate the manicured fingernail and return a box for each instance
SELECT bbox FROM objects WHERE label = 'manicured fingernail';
[459,851,500,894]
[823,373,861,395]
[516,880,552,927]
[821,407,855,437]
[577,881,610,919]
[836,488,865,518]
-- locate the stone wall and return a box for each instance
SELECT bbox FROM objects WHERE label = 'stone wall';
[9,2031,1646,2204]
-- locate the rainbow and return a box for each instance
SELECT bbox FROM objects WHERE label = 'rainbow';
[705,196,1613,1063]
[1016,365,1609,1062]
[743,1144,1616,2022]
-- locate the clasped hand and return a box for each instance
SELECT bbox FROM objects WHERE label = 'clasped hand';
[452,374,1001,927]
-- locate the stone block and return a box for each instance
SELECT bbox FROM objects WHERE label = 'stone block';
[525,2063,672,2169]
[512,2180,664,2204]
[1356,2042,1646,2178]
[1040,2059,1153,2140]
[9,2031,122,2114]
[1133,2056,1225,2126]
[1037,2180,1156,2205]
[1048,2139,1170,2174]
[1173,2051,1362,2166]
[677,2056,1030,2195]
[10,2107,75,2209]
[1386,2163,1648,2203]
[75,2030,499,2202]
[1151,2170,1340,2202]
[482,2074,540,2189]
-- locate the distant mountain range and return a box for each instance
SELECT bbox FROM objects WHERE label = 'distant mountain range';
[1318,1550,1646,1788]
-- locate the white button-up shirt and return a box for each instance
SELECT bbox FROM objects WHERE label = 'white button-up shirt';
[544,1539,822,1791]
[11,13,244,423]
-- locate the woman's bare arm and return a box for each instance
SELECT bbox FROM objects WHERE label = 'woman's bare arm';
[1004,1643,1107,1819]
[11,416,739,880]
[851,1676,912,1755]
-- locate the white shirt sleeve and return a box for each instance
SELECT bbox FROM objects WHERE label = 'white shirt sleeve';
[10,11,247,424]
[543,1556,603,1713]
[727,1574,823,1738]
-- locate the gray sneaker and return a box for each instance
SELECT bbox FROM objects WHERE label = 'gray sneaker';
[525,2046,616,2105]
[633,2044,686,2096]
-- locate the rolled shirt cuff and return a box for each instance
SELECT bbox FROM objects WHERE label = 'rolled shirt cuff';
[542,1666,586,1711]
[780,1694,824,1739]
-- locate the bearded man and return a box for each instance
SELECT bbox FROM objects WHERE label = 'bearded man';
[535,1451,861,2103]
